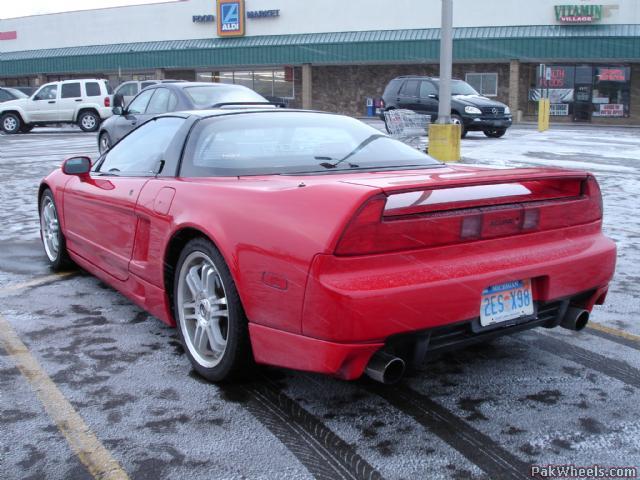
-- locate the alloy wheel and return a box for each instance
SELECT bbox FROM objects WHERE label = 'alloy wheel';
[99,134,110,154]
[177,251,229,368]
[81,114,97,130]
[40,196,60,261]
[3,116,17,132]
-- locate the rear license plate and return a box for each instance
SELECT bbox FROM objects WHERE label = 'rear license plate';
[480,279,533,327]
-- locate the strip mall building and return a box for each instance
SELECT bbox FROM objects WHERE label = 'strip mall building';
[1,0,639,123]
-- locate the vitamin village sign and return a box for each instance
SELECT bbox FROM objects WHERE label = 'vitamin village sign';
[554,4,618,24]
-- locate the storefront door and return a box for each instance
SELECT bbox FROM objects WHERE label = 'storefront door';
[573,66,593,122]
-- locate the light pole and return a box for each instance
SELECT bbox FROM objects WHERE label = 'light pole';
[437,0,453,124]
[428,0,461,161]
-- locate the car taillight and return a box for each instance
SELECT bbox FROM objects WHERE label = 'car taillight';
[104,96,111,107]
[334,176,603,256]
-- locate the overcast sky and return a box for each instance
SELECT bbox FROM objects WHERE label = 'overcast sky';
[1,0,179,19]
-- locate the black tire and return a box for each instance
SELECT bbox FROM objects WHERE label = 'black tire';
[451,114,467,138]
[98,131,111,154]
[483,128,507,138]
[1,113,22,134]
[78,110,100,132]
[173,237,252,382]
[39,189,74,271]
[20,124,34,133]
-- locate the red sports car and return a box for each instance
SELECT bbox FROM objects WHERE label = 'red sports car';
[39,110,616,384]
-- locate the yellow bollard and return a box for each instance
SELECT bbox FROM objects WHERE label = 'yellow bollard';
[428,123,461,162]
[538,98,550,132]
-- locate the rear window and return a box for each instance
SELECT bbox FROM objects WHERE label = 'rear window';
[183,85,267,108]
[85,82,101,97]
[181,112,439,177]
[61,82,81,98]
[383,79,402,97]
[6,88,27,98]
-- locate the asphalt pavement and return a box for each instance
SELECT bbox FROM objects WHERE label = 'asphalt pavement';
[1,125,639,480]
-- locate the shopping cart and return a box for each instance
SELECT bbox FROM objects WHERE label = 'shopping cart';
[383,109,431,150]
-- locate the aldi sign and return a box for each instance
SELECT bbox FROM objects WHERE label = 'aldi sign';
[554,4,603,23]
[217,0,245,37]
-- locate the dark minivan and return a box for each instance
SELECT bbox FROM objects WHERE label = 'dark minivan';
[381,76,512,138]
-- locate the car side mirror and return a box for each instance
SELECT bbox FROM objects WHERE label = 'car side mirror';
[62,156,92,176]
[112,106,124,115]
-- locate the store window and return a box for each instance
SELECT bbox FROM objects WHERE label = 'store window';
[591,66,631,118]
[465,73,498,97]
[529,64,631,119]
[196,69,295,99]
[529,65,575,116]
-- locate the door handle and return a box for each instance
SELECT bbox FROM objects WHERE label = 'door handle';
[75,99,82,102]
[48,101,56,104]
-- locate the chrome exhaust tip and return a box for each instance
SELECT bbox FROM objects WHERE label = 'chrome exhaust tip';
[560,307,590,331]
[365,351,406,384]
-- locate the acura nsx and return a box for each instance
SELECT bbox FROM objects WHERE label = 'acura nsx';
[39,110,616,383]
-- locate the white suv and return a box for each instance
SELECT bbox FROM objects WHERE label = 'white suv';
[114,79,185,107]
[0,79,113,134]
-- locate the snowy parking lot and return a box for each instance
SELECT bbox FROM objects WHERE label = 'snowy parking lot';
[1,125,639,479]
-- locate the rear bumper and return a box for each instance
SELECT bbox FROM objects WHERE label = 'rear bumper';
[249,223,615,379]
[302,223,615,343]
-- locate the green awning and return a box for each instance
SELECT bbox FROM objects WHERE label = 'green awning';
[1,24,639,76]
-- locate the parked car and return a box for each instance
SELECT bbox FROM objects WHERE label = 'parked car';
[13,86,36,96]
[98,82,270,153]
[39,109,616,384]
[0,79,113,134]
[381,76,513,138]
[0,87,29,103]
[113,79,186,107]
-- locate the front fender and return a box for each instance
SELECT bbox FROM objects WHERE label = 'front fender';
[0,105,29,122]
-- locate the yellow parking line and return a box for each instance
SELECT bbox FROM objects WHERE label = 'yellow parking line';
[587,322,640,344]
[0,313,129,480]
[0,272,74,294]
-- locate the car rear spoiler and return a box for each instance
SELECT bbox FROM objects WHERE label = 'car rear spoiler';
[211,101,287,109]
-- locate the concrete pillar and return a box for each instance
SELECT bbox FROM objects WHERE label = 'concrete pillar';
[508,59,521,122]
[155,68,166,80]
[35,74,47,86]
[302,63,312,110]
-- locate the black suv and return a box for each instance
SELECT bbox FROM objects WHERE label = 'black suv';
[381,76,512,138]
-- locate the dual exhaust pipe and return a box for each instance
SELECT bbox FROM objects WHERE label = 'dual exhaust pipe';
[365,351,405,384]
[365,306,590,384]
[560,306,590,331]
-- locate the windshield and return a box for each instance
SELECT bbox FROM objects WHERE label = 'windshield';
[5,88,28,99]
[181,112,440,176]
[433,79,480,96]
[184,85,268,108]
